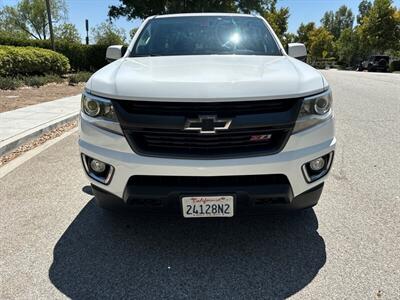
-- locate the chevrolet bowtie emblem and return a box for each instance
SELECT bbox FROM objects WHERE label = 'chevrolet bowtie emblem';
[184,115,232,134]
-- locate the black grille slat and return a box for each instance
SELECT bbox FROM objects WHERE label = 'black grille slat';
[145,139,272,147]
[144,135,253,143]
[133,126,290,136]
[145,138,260,146]
[140,131,283,142]
[118,99,295,115]
[145,139,274,148]
[133,131,285,155]
[112,98,302,159]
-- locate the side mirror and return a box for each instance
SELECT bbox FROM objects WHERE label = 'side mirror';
[106,45,124,62]
[288,43,307,61]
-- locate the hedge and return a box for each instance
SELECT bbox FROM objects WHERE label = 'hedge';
[0,76,23,90]
[23,74,65,87]
[0,46,70,76]
[0,73,92,90]
[0,36,109,71]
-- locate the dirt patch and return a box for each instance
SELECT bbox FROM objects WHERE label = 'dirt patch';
[0,82,85,113]
[0,120,77,167]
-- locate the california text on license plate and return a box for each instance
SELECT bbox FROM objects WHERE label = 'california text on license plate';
[182,196,234,218]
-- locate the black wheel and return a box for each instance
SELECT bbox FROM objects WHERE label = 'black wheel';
[378,59,388,72]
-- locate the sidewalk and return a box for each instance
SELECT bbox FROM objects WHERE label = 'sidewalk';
[0,94,81,156]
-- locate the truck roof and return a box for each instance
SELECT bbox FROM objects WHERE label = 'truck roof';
[153,13,257,19]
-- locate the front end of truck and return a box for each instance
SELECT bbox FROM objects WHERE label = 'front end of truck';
[79,13,335,217]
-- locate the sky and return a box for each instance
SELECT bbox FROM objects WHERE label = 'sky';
[1,0,400,42]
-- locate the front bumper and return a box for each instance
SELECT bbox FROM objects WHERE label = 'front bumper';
[79,115,335,205]
[91,182,324,214]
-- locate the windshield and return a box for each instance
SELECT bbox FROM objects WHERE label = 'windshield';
[131,16,281,57]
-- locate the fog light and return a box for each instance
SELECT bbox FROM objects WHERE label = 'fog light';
[81,154,114,185]
[309,157,325,171]
[302,152,334,183]
[90,159,106,173]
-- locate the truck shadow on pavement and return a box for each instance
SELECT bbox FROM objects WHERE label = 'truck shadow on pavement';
[49,199,326,299]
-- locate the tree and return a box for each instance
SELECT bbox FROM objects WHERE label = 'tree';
[92,22,127,45]
[308,27,335,60]
[357,0,372,25]
[334,5,354,37]
[359,0,400,53]
[109,0,291,46]
[335,28,365,66]
[54,23,81,43]
[394,9,400,52]
[262,0,290,44]
[321,11,335,36]
[129,28,138,39]
[297,22,316,49]
[336,28,354,65]
[0,12,30,39]
[321,5,354,39]
[283,32,299,45]
[0,0,67,40]
[108,0,277,20]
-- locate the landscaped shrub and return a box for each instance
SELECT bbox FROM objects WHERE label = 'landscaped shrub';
[22,74,65,87]
[0,36,109,71]
[0,74,66,89]
[0,46,70,76]
[68,72,92,84]
[0,77,23,90]
[389,60,400,72]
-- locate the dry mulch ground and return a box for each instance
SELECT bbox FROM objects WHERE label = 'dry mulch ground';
[0,120,77,167]
[0,82,85,113]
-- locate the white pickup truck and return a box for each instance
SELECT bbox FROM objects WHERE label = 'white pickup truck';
[79,13,335,217]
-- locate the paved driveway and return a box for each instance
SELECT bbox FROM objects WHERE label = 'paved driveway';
[1,71,399,299]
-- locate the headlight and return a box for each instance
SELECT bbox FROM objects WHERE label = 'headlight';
[81,93,118,121]
[83,97,101,117]
[293,89,333,133]
[81,92,122,134]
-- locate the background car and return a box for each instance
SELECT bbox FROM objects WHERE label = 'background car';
[358,55,390,72]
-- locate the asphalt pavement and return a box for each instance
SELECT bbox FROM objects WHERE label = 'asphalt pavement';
[1,70,399,299]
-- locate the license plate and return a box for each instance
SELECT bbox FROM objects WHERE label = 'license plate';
[182,196,234,218]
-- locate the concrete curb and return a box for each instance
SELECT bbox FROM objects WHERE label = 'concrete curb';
[0,127,78,178]
[0,112,79,156]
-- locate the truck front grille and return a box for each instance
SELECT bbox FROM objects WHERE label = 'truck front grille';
[116,99,295,115]
[112,98,302,159]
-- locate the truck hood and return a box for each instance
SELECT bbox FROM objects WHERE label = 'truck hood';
[87,55,327,101]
